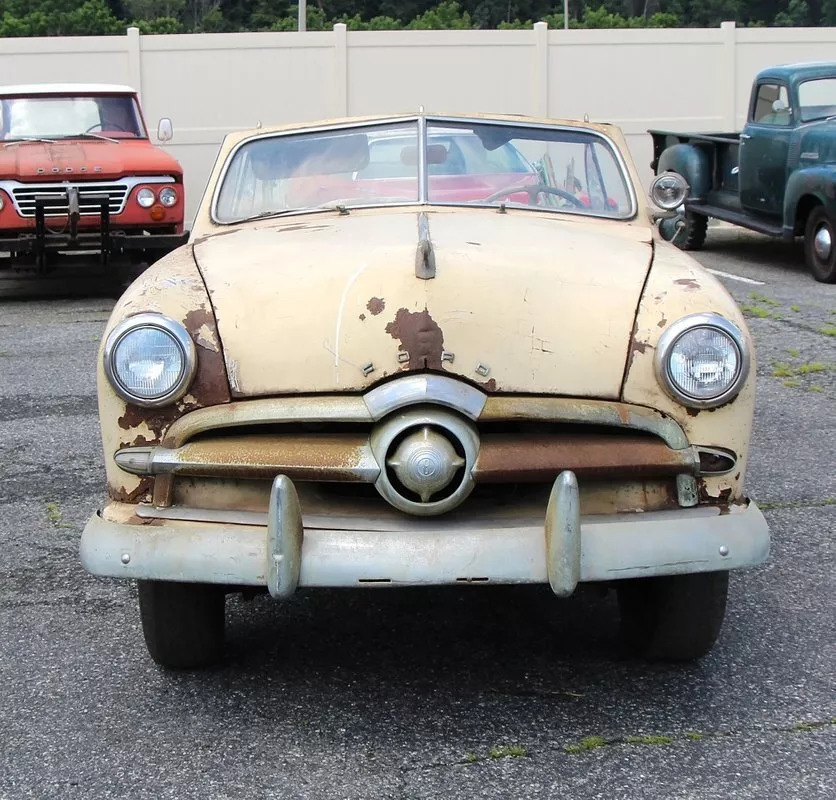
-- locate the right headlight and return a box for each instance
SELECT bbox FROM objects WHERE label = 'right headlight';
[104,313,197,407]
[159,187,178,207]
[655,313,749,409]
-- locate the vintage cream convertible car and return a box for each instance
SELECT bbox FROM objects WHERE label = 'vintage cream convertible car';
[80,113,770,668]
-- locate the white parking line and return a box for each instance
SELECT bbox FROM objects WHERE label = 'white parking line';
[706,268,765,286]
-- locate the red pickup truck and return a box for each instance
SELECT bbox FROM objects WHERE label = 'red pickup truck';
[0,83,188,282]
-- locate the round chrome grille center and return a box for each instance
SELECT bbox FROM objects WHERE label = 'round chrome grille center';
[388,426,465,503]
[814,224,832,261]
[369,406,480,516]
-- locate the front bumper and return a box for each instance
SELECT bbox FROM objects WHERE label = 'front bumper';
[80,472,771,598]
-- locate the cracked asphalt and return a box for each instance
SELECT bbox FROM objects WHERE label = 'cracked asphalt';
[1,229,834,799]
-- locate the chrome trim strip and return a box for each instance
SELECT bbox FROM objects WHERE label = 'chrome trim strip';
[161,396,373,448]
[115,439,381,483]
[363,374,487,421]
[696,446,738,475]
[103,313,197,408]
[480,396,691,451]
[417,114,428,203]
[654,313,750,410]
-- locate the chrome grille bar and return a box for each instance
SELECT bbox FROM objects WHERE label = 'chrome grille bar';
[12,184,127,217]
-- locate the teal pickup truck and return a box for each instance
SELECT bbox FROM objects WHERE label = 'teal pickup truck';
[650,62,836,283]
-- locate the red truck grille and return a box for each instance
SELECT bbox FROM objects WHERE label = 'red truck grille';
[11,183,129,218]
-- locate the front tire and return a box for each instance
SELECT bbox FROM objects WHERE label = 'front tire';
[617,571,728,661]
[659,211,708,251]
[138,580,225,669]
[804,206,836,283]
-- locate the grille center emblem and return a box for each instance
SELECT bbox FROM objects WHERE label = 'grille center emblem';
[369,407,480,517]
[388,426,464,503]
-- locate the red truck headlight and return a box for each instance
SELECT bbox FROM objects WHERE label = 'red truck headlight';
[136,188,155,208]
[159,187,178,207]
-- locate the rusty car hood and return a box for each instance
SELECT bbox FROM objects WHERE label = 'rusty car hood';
[0,138,182,180]
[192,207,654,398]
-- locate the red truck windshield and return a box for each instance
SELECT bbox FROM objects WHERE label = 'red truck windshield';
[0,95,146,140]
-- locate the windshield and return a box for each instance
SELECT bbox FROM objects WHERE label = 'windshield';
[213,118,634,223]
[0,95,145,140]
[798,78,836,122]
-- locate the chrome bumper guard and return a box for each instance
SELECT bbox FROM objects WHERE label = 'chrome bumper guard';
[80,471,771,597]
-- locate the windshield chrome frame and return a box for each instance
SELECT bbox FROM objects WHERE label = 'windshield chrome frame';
[210,114,638,225]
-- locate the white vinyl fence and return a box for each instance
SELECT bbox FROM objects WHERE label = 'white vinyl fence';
[1,22,835,224]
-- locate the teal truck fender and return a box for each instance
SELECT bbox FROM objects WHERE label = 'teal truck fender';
[656,143,712,202]
[784,166,836,236]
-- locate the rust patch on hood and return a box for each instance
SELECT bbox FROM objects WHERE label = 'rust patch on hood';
[367,297,385,316]
[385,308,444,370]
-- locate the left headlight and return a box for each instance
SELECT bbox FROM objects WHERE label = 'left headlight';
[655,313,749,409]
[104,313,197,407]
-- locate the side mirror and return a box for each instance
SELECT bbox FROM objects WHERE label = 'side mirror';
[772,98,789,113]
[157,118,173,143]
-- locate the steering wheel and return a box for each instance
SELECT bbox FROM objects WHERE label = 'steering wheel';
[484,183,585,208]
[86,122,128,133]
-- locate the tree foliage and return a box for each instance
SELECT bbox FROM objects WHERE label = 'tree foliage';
[0,0,833,35]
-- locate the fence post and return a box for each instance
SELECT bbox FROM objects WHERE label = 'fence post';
[126,26,143,100]
[721,20,737,129]
[333,23,348,117]
[534,21,549,118]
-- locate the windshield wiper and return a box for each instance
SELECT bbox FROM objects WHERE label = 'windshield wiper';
[235,204,348,224]
[2,137,57,148]
[67,132,119,143]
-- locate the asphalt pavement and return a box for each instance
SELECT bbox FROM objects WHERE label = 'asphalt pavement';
[0,228,833,799]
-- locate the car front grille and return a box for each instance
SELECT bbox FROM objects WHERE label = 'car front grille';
[11,183,129,217]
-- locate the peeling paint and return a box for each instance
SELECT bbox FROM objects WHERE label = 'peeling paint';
[674,278,700,290]
[227,359,240,393]
[108,477,153,504]
[367,297,385,316]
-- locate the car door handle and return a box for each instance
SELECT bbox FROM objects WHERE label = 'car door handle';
[740,133,752,140]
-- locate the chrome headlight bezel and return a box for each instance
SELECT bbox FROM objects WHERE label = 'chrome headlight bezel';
[654,313,749,409]
[103,313,197,407]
